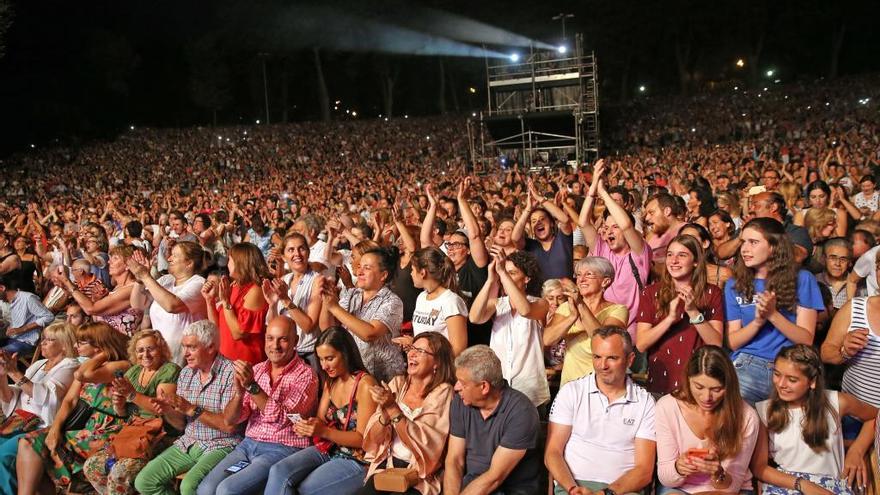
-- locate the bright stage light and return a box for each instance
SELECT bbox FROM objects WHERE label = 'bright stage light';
[638,85,646,92]
[766,69,774,77]
[509,53,520,62]
[468,87,476,94]
[736,59,744,68]
[557,46,567,54]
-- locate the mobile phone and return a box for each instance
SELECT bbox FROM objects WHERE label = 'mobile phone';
[287,413,302,424]
[114,369,126,379]
[686,448,710,459]
[225,460,250,473]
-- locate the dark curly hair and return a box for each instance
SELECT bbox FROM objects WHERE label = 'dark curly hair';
[506,250,544,297]
[733,218,798,311]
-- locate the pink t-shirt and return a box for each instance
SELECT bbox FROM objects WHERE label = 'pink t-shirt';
[655,395,759,493]
[648,222,685,264]
[591,237,652,338]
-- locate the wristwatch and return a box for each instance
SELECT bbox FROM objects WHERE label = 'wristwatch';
[285,300,298,312]
[602,487,617,495]
[246,382,262,395]
[689,312,705,325]
[190,405,205,420]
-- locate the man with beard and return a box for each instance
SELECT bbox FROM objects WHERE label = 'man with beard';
[643,192,686,275]
[512,180,574,280]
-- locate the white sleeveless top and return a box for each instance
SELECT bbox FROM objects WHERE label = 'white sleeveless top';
[842,297,880,408]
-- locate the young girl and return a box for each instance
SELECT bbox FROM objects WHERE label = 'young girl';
[636,234,724,395]
[405,247,468,356]
[752,345,877,495]
[655,346,760,494]
[725,218,824,404]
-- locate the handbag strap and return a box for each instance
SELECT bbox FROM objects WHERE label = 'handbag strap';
[341,371,365,432]
[628,253,644,292]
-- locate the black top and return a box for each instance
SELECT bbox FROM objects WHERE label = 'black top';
[457,257,492,347]
[0,252,36,293]
[391,260,419,324]
[449,382,540,492]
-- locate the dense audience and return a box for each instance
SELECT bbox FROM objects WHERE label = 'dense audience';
[0,73,878,494]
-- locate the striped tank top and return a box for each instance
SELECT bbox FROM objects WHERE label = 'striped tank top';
[283,270,320,353]
[841,297,880,408]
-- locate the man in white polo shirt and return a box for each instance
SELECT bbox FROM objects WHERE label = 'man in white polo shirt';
[545,325,656,495]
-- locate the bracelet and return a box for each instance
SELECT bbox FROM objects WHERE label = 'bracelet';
[15,376,29,387]
[390,413,405,425]
[840,345,852,361]
[378,414,391,427]
[793,476,803,493]
[567,486,579,495]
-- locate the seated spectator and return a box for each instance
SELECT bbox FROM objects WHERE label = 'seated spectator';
[543,257,628,386]
[753,345,878,495]
[444,345,540,495]
[69,258,110,302]
[0,274,54,354]
[202,242,269,365]
[17,322,131,494]
[655,346,759,494]
[319,247,406,382]
[816,238,853,317]
[708,210,738,266]
[55,245,144,336]
[636,234,724,395]
[65,303,89,329]
[748,192,813,265]
[197,316,319,495]
[727,218,824,404]
[0,322,79,494]
[470,251,550,409]
[134,320,241,495]
[129,241,208,364]
[357,331,455,495]
[265,326,378,495]
[263,233,325,369]
[545,326,656,495]
[407,247,468,355]
[83,329,181,494]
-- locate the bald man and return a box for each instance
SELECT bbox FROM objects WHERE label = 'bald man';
[199,316,319,495]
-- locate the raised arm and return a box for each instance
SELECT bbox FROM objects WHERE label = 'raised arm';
[528,179,572,235]
[457,178,488,267]
[510,192,536,250]
[597,176,645,254]
[577,161,603,249]
[419,183,440,249]
[468,258,500,325]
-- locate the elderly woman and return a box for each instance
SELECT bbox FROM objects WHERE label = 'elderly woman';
[542,278,576,368]
[129,241,208,364]
[56,245,144,336]
[542,256,628,386]
[17,322,131,494]
[356,332,455,495]
[0,322,79,493]
[83,329,181,495]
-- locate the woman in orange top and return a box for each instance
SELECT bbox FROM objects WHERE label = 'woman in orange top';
[202,242,269,364]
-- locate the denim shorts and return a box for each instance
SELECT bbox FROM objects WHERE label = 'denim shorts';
[732,353,773,405]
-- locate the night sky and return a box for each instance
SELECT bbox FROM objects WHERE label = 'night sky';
[1,0,878,157]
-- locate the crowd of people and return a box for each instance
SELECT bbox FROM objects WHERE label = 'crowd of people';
[0,72,877,495]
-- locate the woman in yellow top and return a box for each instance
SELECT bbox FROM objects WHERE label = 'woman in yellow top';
[543,256,628,385]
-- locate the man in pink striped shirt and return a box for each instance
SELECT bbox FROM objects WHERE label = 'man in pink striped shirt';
[197,316,319,495]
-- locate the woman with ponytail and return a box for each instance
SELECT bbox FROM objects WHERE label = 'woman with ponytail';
[404,247,468,356]
[752,345,877,495]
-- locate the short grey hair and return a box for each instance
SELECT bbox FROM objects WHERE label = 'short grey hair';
[455,345,504,389]
[296,214,324,236]
[182,320,219,349]
[593,325,633,355]
[575,256,615,280]
[541,278,563,297]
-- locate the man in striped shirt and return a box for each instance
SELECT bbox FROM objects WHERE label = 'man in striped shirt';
[197,316,319,495]
[0,275,54,354]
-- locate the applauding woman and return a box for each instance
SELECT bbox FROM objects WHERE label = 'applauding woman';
[655,346,759,495]
[407,247,468,356]
[266,327,378,495]
[726,218,824,404]
[358,332,456,495]
[203,242,270,365]
[636,234,724,395]
[470,251,550,408]
[753,345,877,495]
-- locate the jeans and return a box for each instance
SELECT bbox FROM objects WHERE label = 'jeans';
[732,353,773,405]
[197,438,300,495]
[134,444,233,495]
[1,339,34,355]
[554,480,644,495]
[265,446,367,495]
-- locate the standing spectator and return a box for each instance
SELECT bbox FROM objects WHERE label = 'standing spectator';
[644,193,687,271]
[470,251,550,409]
[635,235,724,395]
[655,346,759,494]
[134,320,241,495]
[444,345,541,495]
[129,242,208,364]
[726,218,824,404]
[244,214,274,260]
[319,247,406,382]
[543,257,628,386]
[0,274,54,354]
[197,316,318,495]
[407,247,468,356]
[202,243,269,365]
[512,180,574,280]
[545,326,656,495]
[753,345,877,495]
[357,332,455,495]
[156,211,199,274]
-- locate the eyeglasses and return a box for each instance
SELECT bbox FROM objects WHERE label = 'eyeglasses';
[444,242,468,250]
[576,272,605,280]
[403,345,434,356]
[826,255,850,264]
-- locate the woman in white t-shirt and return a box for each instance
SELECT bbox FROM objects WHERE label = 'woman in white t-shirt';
[128,241,208,364]
[753,344,877,495]
[403,247,468,356]
[469,250,550,408]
